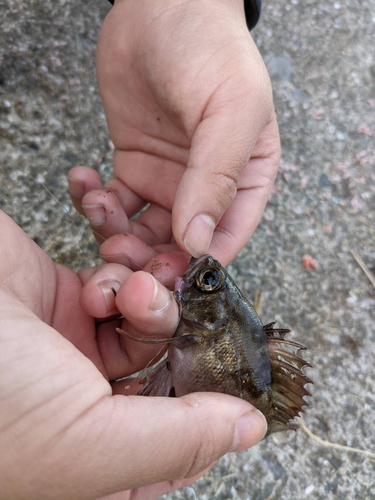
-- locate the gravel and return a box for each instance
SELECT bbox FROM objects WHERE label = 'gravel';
[1,0,374,498]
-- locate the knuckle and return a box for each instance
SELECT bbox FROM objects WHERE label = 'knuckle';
[272,142,282,167]
[255,74,274,121]
[184,425,218,478]
[242,61,274,123]
[264,117,282,168]
[177,396,223,478]
[210,169,240,213]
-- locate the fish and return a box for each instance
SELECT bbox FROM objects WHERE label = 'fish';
[118,255,312,436]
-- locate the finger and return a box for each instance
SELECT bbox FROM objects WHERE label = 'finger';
[97,316,168,381]
[209,162,278,266]
[116,271,178,334]
[79,260,180,327]
[100,234,158,270]
[129,462,218,500]
[99,235,186,281]
[95,269,179,379]
[96,251,189,380]
[133,203,173,245]
[95,319,125,380]
[142,251,190,290]
[77,266,101,286]
[172,70,274,258]
[98,463,216,500]
[82,189,133,243]
[68,167,148,223]
[80,263,133,318]
[67,166,104,214]
[207,118,280,265]
[105,177,146,218]
[66,393,267,498]
[113,150,185,210]
[208,186,268,266]
[108,270,178,378]
[79,254,188,381]
[82,187,174,246]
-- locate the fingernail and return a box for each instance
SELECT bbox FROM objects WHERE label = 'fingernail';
[230,410,267,452]
[68,176,85,198]
[183,214,215,258]
[82,204,106,226]
[148,274,171,313]
[98,280,121,312]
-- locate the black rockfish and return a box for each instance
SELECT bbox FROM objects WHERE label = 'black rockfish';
[119,255,312,435]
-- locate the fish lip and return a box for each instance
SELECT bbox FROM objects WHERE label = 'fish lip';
[174,276,185,293]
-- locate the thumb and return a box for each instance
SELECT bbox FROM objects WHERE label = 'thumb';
[173,73,273,259]
[67,393,267,497]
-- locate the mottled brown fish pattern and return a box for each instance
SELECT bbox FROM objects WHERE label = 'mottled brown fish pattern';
[119,255,312,436]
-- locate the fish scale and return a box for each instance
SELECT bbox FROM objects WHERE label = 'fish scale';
[119,254,312,437]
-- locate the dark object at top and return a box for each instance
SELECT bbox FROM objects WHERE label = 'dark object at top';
[106,0,262,31]
[244,0,261,30]
[119,255,312,436]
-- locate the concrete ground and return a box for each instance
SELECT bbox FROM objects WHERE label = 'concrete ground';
[1,0,374,499]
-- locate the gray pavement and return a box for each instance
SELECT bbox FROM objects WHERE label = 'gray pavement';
[1,0,374,499]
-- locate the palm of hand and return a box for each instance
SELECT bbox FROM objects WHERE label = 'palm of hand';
[0,211,104,369]
[90,0,279,264]
[0,213,176,391]
[0,213,184,499]
[0,213,112,493]
[0,213,266,500]
[0,214,109,378]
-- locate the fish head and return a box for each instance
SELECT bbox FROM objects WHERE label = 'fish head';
[173,255,271,386]
[174,255,232,326]
[139,254,312,435]
[175,254,263,333]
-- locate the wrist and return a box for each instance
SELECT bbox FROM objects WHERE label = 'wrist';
[106,0,261,30]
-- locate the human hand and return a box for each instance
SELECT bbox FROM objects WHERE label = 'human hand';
[0,211,266,500]
[68,0,280,269]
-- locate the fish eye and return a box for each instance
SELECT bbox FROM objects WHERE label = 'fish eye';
[196,268,224,292]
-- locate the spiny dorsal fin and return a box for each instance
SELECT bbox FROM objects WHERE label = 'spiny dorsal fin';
[264,321,291,339]
[265,323,312,434]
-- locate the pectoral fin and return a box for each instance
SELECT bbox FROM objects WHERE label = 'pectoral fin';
[137,361,173,397]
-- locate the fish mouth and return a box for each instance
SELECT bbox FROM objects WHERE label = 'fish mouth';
[174,276,185,293]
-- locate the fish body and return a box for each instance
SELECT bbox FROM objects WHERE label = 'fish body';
[135,255,312,435]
